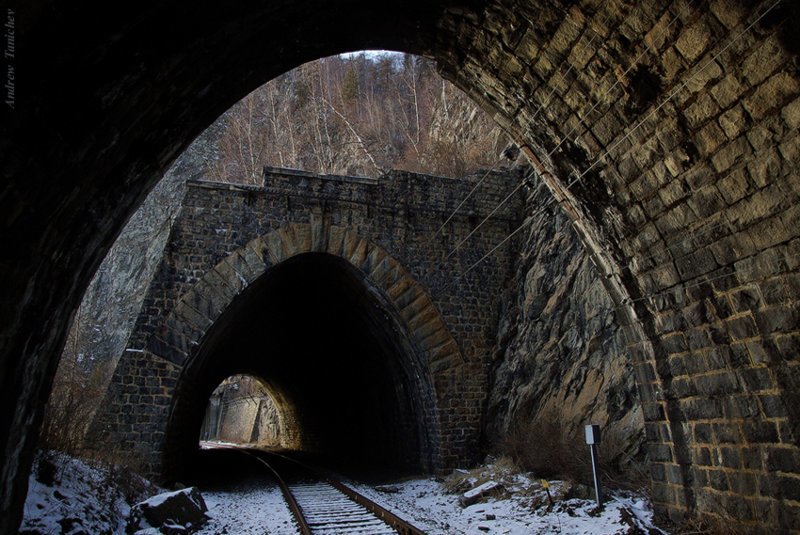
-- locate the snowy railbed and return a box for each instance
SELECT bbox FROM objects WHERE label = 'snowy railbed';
[348,475,664,535]
[21,451,666,534]
[195,480,296,534]
[197,457,666,535]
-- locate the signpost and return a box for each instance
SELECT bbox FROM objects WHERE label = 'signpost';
[585,424,602,508]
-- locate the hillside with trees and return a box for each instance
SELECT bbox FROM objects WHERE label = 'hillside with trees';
[210,52,509,183]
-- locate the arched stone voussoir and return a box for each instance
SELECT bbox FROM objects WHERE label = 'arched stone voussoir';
[155,223,466,379]
[146,333,189,368]
[324,224,349,257]
[224,246,270,287]
[367,254,408,294]
[361,244,390,279]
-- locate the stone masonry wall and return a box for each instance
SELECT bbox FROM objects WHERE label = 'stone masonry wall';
[5,2,799,532]
[88,167,523,475]
[437,0,800,529]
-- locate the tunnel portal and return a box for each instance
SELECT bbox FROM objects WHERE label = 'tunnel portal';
[3,2,800,531]
[172,253,436,477]
[85,168,521,482]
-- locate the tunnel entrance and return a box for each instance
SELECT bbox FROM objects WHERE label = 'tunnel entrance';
[166,252,437,481]
[199,374,289,448]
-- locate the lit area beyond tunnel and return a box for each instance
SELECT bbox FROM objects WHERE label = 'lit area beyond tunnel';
[166,253,438,481]
[199,374,293,449]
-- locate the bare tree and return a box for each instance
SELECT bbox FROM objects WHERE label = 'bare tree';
[206,52,509,182]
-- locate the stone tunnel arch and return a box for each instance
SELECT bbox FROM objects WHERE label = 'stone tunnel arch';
[132,222,465,479]
[2,1,799,531]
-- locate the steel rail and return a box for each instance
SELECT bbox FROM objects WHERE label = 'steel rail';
[210,444,426,535]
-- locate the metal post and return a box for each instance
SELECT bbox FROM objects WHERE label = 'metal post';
[585,424,602,508]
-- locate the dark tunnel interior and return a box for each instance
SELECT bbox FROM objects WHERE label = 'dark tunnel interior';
[167,253,437,481]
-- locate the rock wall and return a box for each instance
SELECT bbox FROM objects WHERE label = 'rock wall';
[487,174,645,472]
[252,397,284,446]
[53,124,225,405]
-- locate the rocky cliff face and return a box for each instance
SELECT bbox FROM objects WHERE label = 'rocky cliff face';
[486,174,645,475]
[56,124,224,395]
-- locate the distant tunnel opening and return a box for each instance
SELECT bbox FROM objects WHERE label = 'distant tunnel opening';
[166,253,437,481]
[199,374,291,448]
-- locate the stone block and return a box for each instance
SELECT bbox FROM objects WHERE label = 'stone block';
[694,372,741,397]
[675,20,711,62]
[743,421,779,443]
[661,332,689,354]
[658,178,689,207]
[687,185,725,218]
[718,105,746,140]
[685,59,723,94]
[722,495,755,521]
[778,131,800,163]
[778,503,800,532]
[726,315,758,341]
[710,73,745,109]
[682,398,723,420]
[766,446,800,473]
[685,93,719,129]
[709,0,747,29]
[755,305,800,335]
[717,168,750,205]
[649,443,674,463]
[660,47,683,83]
[650,462,666,482]
[720,446,741,469]
[711,135,751,173]
[741,35,788,88]
[743,73,800,121]
[675,247,718,279]
[642,401,666,421]
[687,328,712,351]
[694,423,713,444]
[782,95,800,130]
[758,395,787,419]
[777,475,800,502]
[707,468,729,491]
[695,447,713,467]
[695,121,726,155]
[774,333,800,362]
[739,367,774,392]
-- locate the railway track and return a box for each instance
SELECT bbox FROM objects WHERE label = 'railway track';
[211,445,425,535]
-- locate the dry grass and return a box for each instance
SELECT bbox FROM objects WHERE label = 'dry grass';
[443,455,520,494]
[498,411,648,491]
[39,358,106,456]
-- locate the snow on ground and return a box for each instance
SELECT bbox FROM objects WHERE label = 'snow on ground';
[195,479,297,534]
[350,477,663,535]
[20,451,155,535]
[195,455,666,535]
[347,459,666,535]
[20,450,665,535]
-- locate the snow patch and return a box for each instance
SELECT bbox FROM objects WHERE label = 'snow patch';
[21,451,157,535]
[195,480,297,534]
